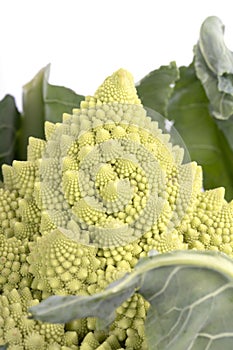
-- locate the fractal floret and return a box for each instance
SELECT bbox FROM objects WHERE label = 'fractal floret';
[0,68,233,349]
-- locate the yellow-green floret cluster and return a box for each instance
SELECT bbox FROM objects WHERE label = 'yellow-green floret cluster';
[0,287,78,349]
[0,68,233,349]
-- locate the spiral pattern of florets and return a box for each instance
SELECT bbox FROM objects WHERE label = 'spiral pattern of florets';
[37,101,195,249]
[1,68,233,349]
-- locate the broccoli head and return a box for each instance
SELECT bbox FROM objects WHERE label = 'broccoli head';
[0,68,233,349]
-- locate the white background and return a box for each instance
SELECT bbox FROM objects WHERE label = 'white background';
[1,0,233,111]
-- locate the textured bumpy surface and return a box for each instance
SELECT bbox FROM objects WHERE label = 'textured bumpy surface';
[0,68,233,349]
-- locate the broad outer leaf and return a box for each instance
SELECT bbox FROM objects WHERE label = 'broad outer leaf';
[0,95,20,179]
[136,62,179,117]
[29,250,233,349]
[140,252,233,349]
[20,66,46,159]
[19,64,84,159]
[194,16,233,120]
[216,116,233,154]
[42,65,84,123]
[29,272,139,326]
[167,64,233,201]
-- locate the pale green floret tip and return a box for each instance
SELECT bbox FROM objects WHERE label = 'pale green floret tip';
[82,68,142,107]
[1,68,233,349]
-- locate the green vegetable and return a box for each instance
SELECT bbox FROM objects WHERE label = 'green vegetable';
[1,67,233,349]
[1,15,233,350]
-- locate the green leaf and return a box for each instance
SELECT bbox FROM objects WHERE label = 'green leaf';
[42,65,84,123]
[0,95,20,179]
[216,116,233,153]
[19,66,46,159]
[19,64,84,159]
[167,64,233,201]
[140,251,233,349]
[194,16,233,120]
[29,250,233,350]
[136,62,179,117]
[29,272,139,325]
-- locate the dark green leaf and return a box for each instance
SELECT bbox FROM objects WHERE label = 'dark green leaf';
[216,116,233,152]
[136,62,179,117]
[19,66,46,159]
[194,16,233,120]
[167,64,233,201]
[0,95,20,178]
[29,250,233,350]
[19,64,84,159]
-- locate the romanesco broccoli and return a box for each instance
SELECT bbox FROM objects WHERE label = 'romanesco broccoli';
[0,68,233,349]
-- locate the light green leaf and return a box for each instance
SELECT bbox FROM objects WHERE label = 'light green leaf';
[194,16,233,120]
[29,272,139,326]
[29,250,233,349]
[19,64,84,159]
[198,16,233,78]
[0,95,20,179]
[140,251,233,349]
[136,62,179,117]
[167,64,233,201]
